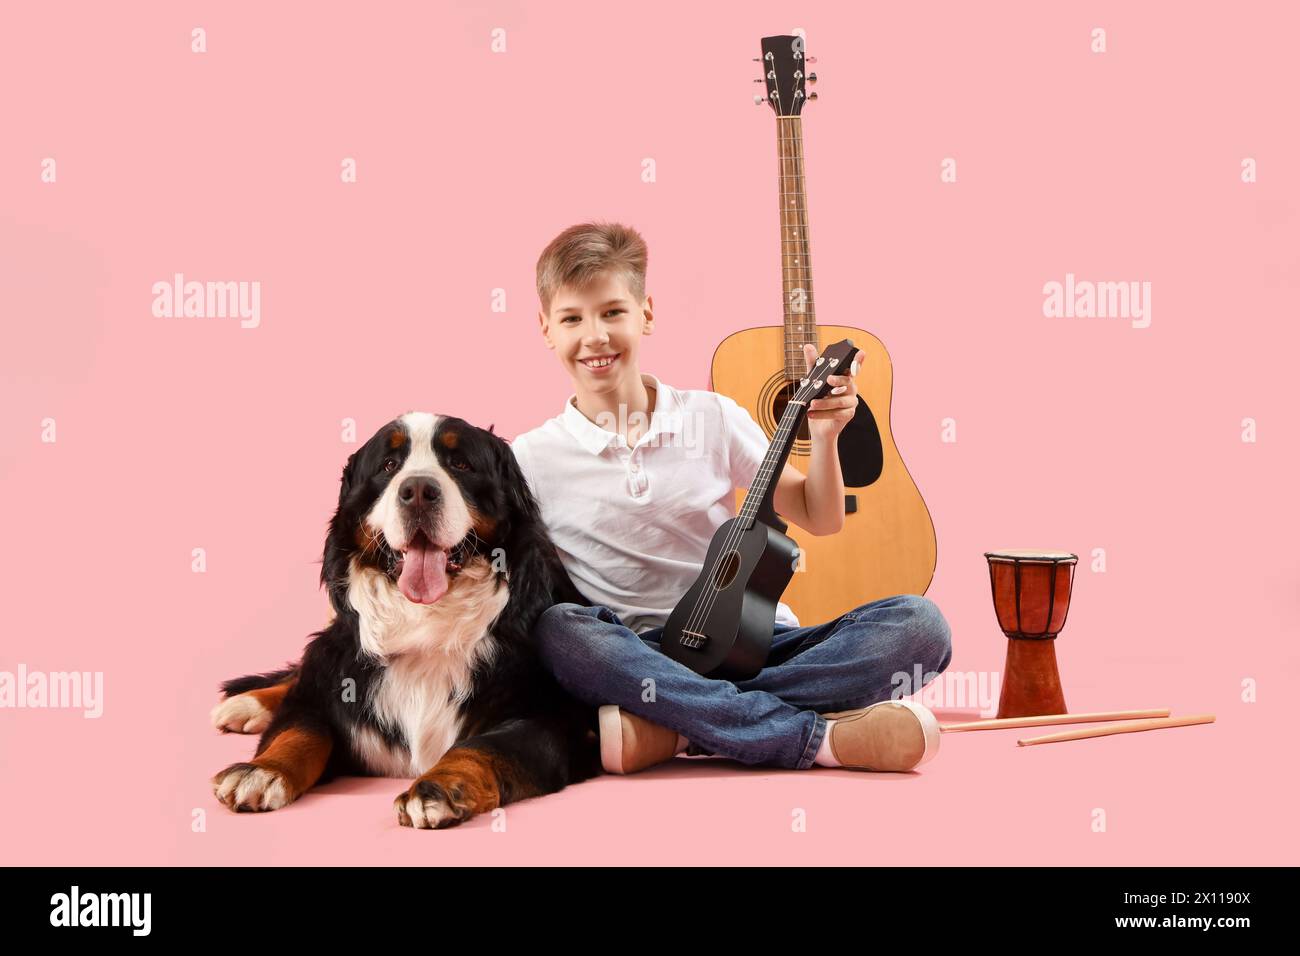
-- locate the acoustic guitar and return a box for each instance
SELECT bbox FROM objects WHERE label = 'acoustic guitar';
[708,34,938,624]
[662,339,862,680]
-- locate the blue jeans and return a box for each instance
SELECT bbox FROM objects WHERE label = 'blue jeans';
[533,594,953,770]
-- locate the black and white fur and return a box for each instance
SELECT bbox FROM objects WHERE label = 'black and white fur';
[210,412,598,829]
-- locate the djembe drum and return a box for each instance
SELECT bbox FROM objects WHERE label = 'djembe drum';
[984,550,1078,719]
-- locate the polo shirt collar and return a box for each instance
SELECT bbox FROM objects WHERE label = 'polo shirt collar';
[562,372,681,455]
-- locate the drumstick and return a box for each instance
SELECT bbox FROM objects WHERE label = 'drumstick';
[1018,713,1216,746]
[940,709,1170,733]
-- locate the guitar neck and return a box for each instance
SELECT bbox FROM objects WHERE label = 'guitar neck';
[777,115,817,381]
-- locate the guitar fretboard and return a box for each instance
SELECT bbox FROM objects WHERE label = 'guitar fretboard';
[777,115,818,381]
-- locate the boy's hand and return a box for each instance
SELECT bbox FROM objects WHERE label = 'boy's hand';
[801,342,859,442]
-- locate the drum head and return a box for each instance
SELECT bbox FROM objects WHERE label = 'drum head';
[984,550,1078,564]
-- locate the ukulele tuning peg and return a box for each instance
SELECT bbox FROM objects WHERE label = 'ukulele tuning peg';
[807,92,818,101]
[807,56,817,64]
[754,94,765,105]
[808,72,817,84]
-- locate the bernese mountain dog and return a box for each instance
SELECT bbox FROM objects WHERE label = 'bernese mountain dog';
[209,412,600,829]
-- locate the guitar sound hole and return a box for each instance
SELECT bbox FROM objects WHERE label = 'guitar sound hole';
[711,551,741,591]
[772,383,811,443]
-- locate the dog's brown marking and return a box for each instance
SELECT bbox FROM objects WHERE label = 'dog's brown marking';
[396,746,526,828]
[251,726,333,799]
[467,505,497,542]
[388,429,406,449]
[247,678,295,719]
[439,429,459,450]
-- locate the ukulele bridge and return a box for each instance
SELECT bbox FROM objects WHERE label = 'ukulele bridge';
[679,630,710,650]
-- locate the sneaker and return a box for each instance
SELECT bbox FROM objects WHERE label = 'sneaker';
[598,705,681,774]
[821,699,940,771]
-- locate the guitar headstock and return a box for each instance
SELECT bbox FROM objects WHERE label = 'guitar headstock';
[795,339,859,402]
[757,34,817,116]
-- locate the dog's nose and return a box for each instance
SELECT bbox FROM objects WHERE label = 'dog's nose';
[398,475,441,507]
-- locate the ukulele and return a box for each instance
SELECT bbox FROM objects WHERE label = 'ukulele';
[709,34,938,624]
[661,339,862,680]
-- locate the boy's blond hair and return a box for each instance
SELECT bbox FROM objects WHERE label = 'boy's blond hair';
[535,221,648,315]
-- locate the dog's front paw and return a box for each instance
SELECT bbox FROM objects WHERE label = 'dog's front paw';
[394,777,472,830]
[210,694,272,734]
[212,762,293,812]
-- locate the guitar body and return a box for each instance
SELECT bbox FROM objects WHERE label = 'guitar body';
[660,517,800,680]
[710,323,938,623]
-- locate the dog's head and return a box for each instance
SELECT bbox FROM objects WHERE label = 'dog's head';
[321,412,556,619]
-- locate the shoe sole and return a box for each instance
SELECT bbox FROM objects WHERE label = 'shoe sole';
[598,704,625,774]
[830,699,942,771]
[893,699,941,767]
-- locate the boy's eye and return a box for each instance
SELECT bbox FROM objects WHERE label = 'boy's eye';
[560,309,624,323]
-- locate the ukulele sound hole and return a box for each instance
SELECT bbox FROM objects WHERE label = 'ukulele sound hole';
[711,551,742,591]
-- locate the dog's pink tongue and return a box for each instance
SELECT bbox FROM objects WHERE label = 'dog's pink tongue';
[398,542,449,604]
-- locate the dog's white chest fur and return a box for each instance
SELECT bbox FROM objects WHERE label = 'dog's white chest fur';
[346,556,508,777]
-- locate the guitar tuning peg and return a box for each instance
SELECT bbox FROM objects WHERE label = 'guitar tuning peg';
[754,94,765,105]
[807,56,817,64]
[808,72,817,84]
[807,91,818,101]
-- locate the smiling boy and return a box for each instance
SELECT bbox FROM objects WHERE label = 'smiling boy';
[510,221,952,774]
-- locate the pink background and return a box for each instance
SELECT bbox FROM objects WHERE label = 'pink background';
[2,2,1296,865]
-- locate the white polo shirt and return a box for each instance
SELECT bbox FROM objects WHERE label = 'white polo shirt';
[509,372,800,635]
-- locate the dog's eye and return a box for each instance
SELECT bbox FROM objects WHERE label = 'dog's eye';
[382,458,398,473]
[451,456,471,472]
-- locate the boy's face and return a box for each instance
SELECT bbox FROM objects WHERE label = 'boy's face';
[538,271,654,392]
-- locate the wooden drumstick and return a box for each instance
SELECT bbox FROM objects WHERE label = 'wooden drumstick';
[940,709,1171,733]
[1018,714,1216,746]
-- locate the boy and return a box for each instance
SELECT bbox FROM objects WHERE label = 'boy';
[510,222,952,774]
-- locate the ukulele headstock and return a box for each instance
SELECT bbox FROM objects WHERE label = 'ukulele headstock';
[796,339,859,403]
[758,34,817,116]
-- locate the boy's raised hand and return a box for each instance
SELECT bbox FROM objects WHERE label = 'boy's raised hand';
[801,342,860,441]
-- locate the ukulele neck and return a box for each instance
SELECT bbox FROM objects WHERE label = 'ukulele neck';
[777,115,817,382]
[738,398,805,533]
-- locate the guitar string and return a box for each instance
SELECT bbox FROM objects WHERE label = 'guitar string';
[782,111,816,376]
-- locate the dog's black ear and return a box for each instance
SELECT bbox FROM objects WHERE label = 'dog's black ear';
[487,433,581,638]
[339,448,361,500]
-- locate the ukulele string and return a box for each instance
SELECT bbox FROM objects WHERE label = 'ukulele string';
[681,397,798,640]
[684,383,814,639]
[681,378,814,641]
